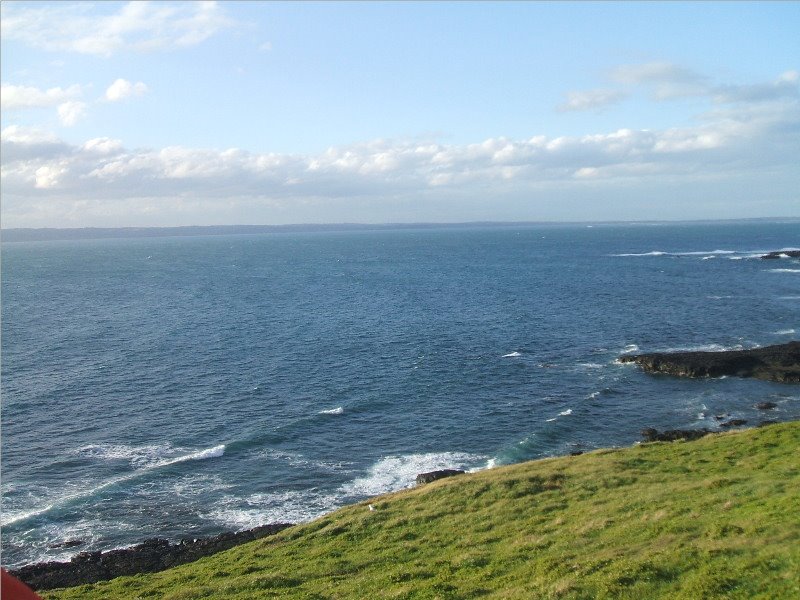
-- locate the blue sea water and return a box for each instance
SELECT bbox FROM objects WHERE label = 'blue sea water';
[2,220,799,568]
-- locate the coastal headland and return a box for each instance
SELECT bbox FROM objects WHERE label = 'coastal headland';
[618,341,800,383]
[25,422,800,599]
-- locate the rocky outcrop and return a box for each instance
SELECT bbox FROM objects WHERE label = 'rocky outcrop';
[762,250,800,259]
[416,469,465,484]
[618,341,800,383]
[11,523,293,591]
[640,428,712,442]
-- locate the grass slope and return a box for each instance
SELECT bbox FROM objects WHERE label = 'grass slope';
[44,423,800,599]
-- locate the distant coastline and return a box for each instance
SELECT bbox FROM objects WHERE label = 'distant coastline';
[2,217,798,243]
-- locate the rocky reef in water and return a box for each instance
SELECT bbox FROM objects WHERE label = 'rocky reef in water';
[10,523,293,591]
[761,250,800,259]
[619,341,800,383]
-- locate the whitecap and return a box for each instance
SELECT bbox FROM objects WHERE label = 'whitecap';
[558,408,573,416]
[76,443,174,468]
[339,451,485,498]
[621,344,639,354]
[676,250,736,256]
[611,251,667,257]
[545,418,557,422]
[320,406,344,415]
[502,351,522,357]
[767,268,800,273]
[774,329,796,335]
[578,362,603,369]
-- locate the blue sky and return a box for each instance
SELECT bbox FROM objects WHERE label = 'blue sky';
[2,1,798,227]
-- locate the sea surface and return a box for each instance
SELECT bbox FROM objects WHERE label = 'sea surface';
[2,220,799,568]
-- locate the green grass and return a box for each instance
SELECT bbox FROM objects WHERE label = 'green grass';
[44,422,800,599]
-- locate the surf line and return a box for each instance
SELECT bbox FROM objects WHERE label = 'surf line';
[2,444,225,527]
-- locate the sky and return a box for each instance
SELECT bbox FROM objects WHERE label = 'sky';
[1,1,799,228]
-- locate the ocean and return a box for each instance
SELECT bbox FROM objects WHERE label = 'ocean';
[2,220,799,569]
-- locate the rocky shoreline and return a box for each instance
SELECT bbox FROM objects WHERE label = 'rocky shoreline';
[10,523,293,591]
[618,341,800,383]
[10,470,471,591]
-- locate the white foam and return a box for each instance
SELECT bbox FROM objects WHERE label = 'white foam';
[774,329,796,335]
[767,268,800,273]
[661,343,746,353]
[320,406,344,415]
[545,418,557,422]
[76,442,224,468]
[76,443,175,468]
[206,490,340,530]
[164,445,225,465]
[558,408,573,416]
[587,391,601,399]
[339,451,485,498]
[3,444,225,527]
[611,251,667,257]
[621,344,639,354]
[502,351,522,357]
[578,362,603,369]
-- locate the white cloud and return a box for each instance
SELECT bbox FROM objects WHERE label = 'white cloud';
[1,84,83,109]
[83,138,125,155]
[610,61,709,100]
[711,74,799,104]
[57,101,88,126]
[105,79,149,102]
[558,89,627,112]
[2,94,796,212]
[0,1,237,57]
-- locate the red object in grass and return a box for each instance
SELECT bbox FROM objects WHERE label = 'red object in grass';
[1,569,42,600]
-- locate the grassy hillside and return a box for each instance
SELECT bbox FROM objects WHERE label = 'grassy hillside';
[44,422,800,599]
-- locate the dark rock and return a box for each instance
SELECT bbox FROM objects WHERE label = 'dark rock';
[755,402,778,410]
[569,450,584,456]
[11,523,294,591]
[720,419,748,428]
[762,250,800,259]
[759,420,779,427]
[48,540,84,549]
[640,428,712,442]
[416,469,465,484]
[618,341,800,383]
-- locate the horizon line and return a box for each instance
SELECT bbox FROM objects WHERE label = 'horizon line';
[2,216,799,243]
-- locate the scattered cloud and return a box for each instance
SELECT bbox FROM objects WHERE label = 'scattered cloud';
[259,41,273,52]
[562,63,800,110]
[1,84,83,109]
[711,72,800,104]
[610,61,709,100]
[0,1,238,57]
[105,79,149,102]
[558,89,627,112]
[3,87,797,226]
[57,101,88,126]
